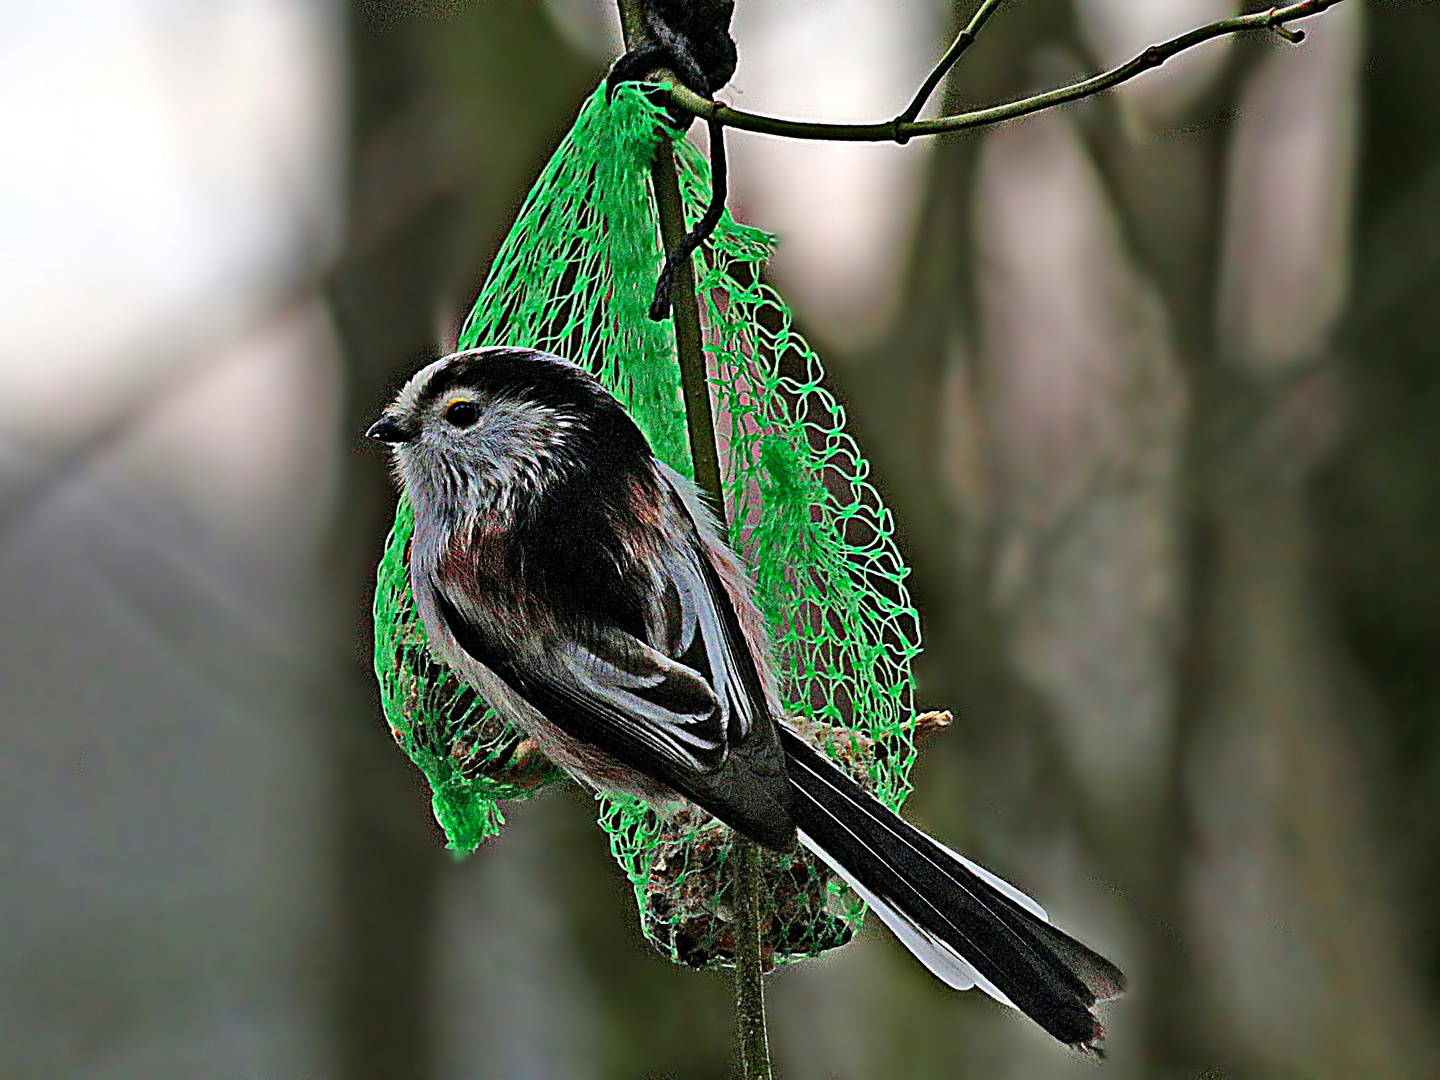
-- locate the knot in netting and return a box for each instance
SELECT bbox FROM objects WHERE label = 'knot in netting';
[607,0,738,102]
[373,83,925,970]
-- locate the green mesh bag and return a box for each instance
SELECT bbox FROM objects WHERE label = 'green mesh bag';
[373,83,924,968]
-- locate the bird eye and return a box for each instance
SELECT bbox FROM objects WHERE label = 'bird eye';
[445,399,479,428]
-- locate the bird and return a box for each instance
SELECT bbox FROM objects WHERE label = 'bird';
[368,345,1126,1052]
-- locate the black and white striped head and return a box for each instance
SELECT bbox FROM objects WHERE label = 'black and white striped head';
[368,346,652,525]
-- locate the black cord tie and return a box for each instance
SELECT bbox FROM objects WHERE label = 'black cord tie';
[649,115,726,322]
[606,0,738,108]
[605,0,736,321]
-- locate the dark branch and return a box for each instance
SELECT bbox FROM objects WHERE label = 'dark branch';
[894,0,1007,133]
[665,0,1346,144]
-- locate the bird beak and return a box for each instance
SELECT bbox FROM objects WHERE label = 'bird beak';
[366,416,415,444]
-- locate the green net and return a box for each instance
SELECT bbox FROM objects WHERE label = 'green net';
[373,83,924,968]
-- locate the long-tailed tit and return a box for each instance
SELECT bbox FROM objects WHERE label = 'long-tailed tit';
[369,346,1126,1050]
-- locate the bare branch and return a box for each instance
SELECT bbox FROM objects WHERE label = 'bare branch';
[895,0,1008,129]
[666,0,1346,144]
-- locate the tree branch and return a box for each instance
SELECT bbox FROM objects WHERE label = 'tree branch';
[895,0,1007,130]
[731,836,772,1080]
[665,0,1346,144]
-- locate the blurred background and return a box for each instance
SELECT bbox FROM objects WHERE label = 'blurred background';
[2,0,1438,1077]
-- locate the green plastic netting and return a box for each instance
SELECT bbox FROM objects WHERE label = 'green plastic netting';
[373,83,924,969]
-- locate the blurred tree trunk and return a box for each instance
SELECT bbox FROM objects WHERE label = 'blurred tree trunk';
[328,5,600,1077]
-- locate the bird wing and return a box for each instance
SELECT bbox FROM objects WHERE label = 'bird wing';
[651,464,774,746]
[433,584,728,777]
[657,534,769,746]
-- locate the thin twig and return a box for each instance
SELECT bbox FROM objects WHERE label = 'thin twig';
[894,0,1007,131]
[665,0,1345,143]
[732,836,772,1080]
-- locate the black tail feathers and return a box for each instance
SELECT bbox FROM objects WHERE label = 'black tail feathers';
[778,726,1127,1052]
